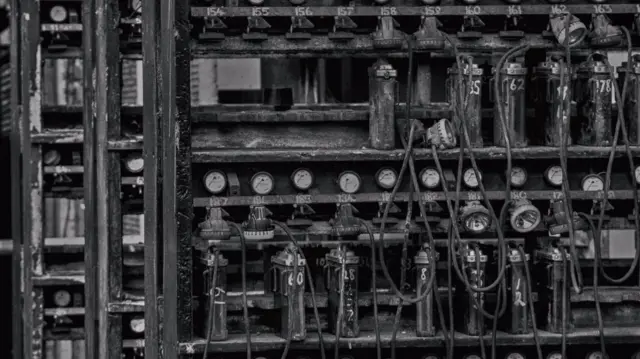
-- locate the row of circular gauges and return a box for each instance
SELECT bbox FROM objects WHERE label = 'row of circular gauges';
[43,150,144,174]
[204,165,640,195]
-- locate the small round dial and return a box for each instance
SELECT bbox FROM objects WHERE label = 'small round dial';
[506,353,525,359]
[586,352,605,359]
[251,172,275,195]
[463,212,490,233]
[547,353,563,359]
[544,165,564,187]
[203,170,227,195]
[43,150,61,166]
[50,6,68,22]
[463,168,482,189]
[581,174,604,192]
[124,154,144,174]
[338,171,362,194]
[376,168,398,190]
[248,0,265,5]
[464,355,482,359]
[420,168,441,189]
[130,317,145,333]
[634,166,640,184]
[291,168,314,191]
[509,167,528,188]
[53,290,71,307]
[423,356,439,359]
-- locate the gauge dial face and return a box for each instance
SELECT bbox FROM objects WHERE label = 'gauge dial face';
[125,155,144,173]
[586,352,605,359]
[423,356,439,359]
[465,355,482,359]
[547,353,563,359]
[420,168,441,189]
[50,6,68,22]
[506,353,525,359]
[582,174,604,191]
[376,168,398,190]
[338,171,362,194]
[130,317,145,333]
[463,168,482,188]
[545,165,564,187]
[53,290,71,307]
[291,168,314,191]
[43,150,61,166]
[509,167,528,187]
[251,172,275,195]
[203,170,227,195]
[464,213,490,233]
[634,166,640,184]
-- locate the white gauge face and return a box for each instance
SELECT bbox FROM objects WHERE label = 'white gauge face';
[203,170,227,195]
[130,318,145,333]
[50,6,68,22]
[251,172,274,195]
[509,167,528,187]
[125,156,144,173]
[376,168,398,190]
[545,165,564,187]
[53,290,71,307]
[338,171,361,194]
[507,353,525,359]
[587,352,605,359]
[292,168,313,191]
[635,166,640,184]
[420,168,441,189]
[248,0,265,5]
[43,150,61,166]
[424,356,439,359]
[465,355,482,359]
[463,168,482,188]
[547,353,563,359]
[582,175,604,191]
[465,213,490,233]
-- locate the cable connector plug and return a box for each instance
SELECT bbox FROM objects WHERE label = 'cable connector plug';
[243,205,275,241]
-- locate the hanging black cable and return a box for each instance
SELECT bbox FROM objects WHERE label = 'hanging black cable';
[361,220,383,359]
[228,222,252,359]
[202,248,220,359]
[517,245,543,359]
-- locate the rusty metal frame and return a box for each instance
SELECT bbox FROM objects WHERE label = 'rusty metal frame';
[143,0,163,357]
[154,0,193,357]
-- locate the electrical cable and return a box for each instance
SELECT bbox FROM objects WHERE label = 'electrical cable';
[228,222,252,359]
[279,239,299,359]
[360,220,383,359]
[202,248,220,359]
[576,212,606,357]
[273,221,327,359]
[517,245,543,359]
[597,26,640,284]
[471,243,487,359]
[558,245,569,359]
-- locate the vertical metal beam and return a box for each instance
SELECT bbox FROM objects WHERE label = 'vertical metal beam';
[9,0,22,357]
[161,0,193,356]
[95,0,123,358]
[19,0,44,357]
[83,0,98,358]
[143,0,164,356]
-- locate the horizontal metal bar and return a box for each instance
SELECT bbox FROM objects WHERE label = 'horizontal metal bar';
[192,146,640,163]
[44,307,85,316]
[34,273,85,286]
[180,327,640,353]
[191,4,640,17]
[195,189,634,207]
[0,235,145,254]
[108,301,145,313]
[43,47,142,59]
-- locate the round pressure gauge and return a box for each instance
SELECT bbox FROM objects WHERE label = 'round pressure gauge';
[129,317,145,333]
[463,168,482,189]
[53,289,72,307]
[581,174,605,192]
[420,168,441,189]
[586,352,606,359]
[291,168,314,191]
[43,150,61,166]
[338,171,362,194]
[423,356,439,359]
[248,0,265,5]
[544,165,564,187]
[506,353,525,359]
[50,6,68,22]
[203,170,227,195]
[509,167,528,188]
[376,167,398,190]
[251,172,275,195]
[547,353,563,359]
[634,166,640,184]
[124,154,144,174]
[464,355,482,359]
